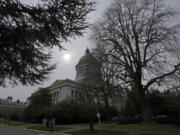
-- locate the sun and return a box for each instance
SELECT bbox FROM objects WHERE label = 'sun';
[63,53,71,61]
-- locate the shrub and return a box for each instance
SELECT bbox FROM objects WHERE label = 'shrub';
[99,106,119,120]
[118,115,142,124]
[53,100,89,124]
[53,100,119,124]
[155,115,180,125]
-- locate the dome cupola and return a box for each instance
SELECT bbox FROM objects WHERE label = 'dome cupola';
[75,48,101,84]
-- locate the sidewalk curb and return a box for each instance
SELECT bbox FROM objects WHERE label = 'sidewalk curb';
[24,127,53,134]
[0,123,25,127]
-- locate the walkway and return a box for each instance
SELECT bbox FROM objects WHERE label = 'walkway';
[1,123,180,135]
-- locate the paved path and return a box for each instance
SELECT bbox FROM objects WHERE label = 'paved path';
[0,125,58,135]
[1,124,180,135]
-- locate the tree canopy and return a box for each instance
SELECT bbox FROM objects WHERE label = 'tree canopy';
[0,0,94,86]
[26,87,52,123]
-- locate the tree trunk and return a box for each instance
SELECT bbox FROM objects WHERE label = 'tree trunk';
[135,81,153,123]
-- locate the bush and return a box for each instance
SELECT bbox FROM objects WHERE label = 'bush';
[9,109,26,122]
[155,115,180,125]
[53,100,89,124]
[118,115,142,124]
[120,90,180,124]
[53,100,119,124]
[99,106,119,120]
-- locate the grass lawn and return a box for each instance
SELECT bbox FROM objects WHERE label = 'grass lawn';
[141,134,161,135]
[0,120,26,126]
[106,124,180,132]
[69,130,127,135]
[25,125,71,132]
[70,123,98,127]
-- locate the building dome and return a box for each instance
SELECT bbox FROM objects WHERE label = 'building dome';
[77,49,99,66]
[75,48,101,84]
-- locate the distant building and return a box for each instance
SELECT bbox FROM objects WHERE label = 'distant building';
[0,97,27,117]
[49,49,125,109]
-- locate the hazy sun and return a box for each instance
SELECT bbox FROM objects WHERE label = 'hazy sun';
[63,53,71,61]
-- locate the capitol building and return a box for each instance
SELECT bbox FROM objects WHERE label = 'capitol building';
[49,49,124,109]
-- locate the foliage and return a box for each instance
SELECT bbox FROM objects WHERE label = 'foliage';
[99,106,119,120]
[0,0,94,86]
[78,83,101,131]
[53,100,89,124]
[121,90,164,117]
[25,87,52,123]
[53,100,118,124]
[146,90,165,116]
[120,90,180,124]
[121,91,142,117]
[9,108,25,121]
[118,115,141,124]
[154,91,180,124]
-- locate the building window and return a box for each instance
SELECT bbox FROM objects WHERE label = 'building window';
[56,92,59,103]
[75,91,78,97]
[53,92,55,103]
[71,90,74,97]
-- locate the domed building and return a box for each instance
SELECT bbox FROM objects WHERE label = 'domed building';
[50,48,101,103]
[75,48,101,84]
[49,49,124,109]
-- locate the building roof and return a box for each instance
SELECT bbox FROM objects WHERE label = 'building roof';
[50,49,101,89]
[49,79,80,89]
[50,80,64,87]
[76,48,99,67]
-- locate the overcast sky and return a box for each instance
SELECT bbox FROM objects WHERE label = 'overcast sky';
[0,0,180,102]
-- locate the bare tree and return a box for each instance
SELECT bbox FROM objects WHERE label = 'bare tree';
[80,85,96,131]
[92,48,125,110]
[77,69,102,131]
[91,0,180,122]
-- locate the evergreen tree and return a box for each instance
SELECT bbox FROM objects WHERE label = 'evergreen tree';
[26,87,52,124]
[0,0,94,86]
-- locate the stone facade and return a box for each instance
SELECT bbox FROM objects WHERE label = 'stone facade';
[50,79,80,104]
